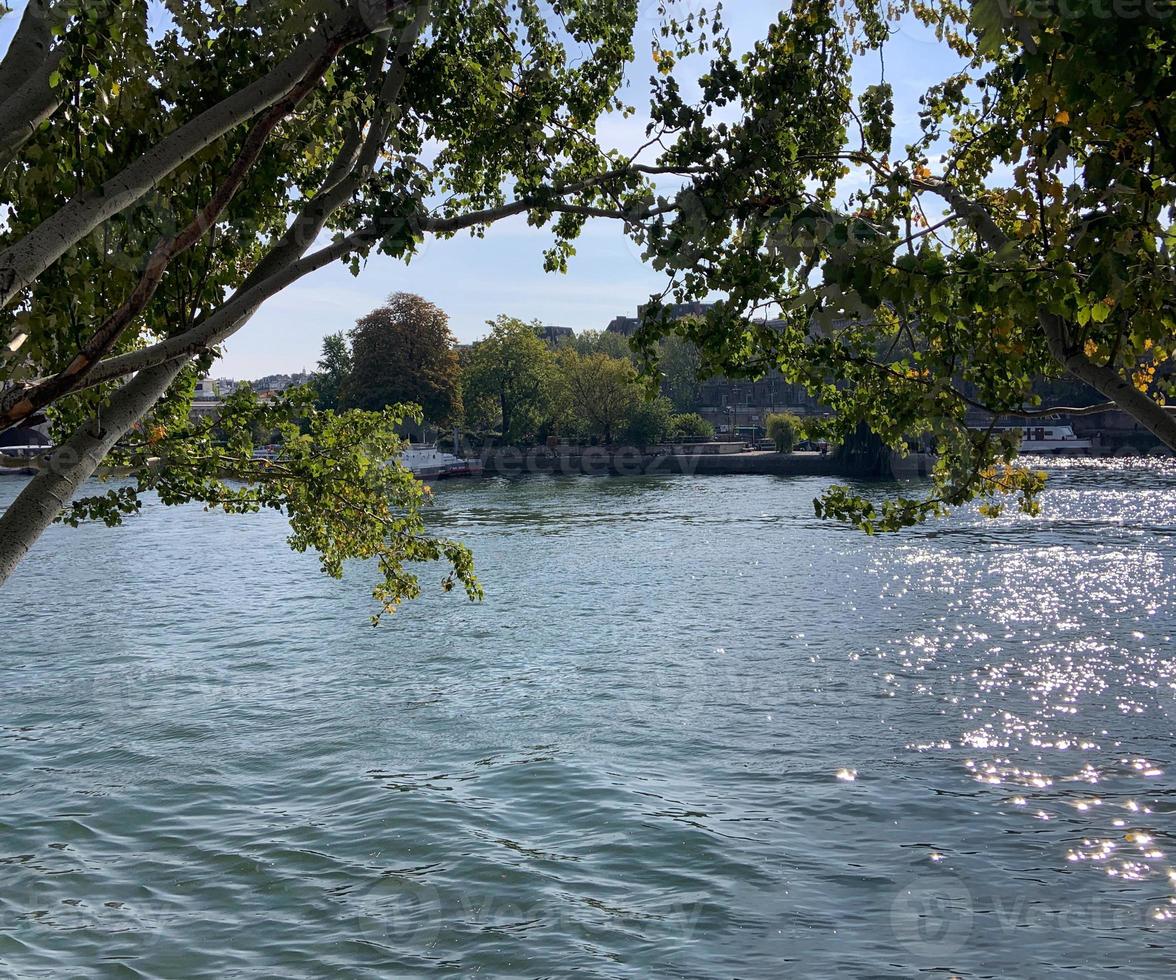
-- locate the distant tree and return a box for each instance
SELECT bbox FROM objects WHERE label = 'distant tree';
[312,331,352,411]
[462,316,555,444]
[625,395,674,446]
[341,293,461,427]
[561,329,634,361]
[766,412,801,454]
[668,412,713,441]
[658,334,704,412]
[557,351,639,444]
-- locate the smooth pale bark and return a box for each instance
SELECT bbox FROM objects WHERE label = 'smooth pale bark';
[0,0,366,310]
[0,54,65,162]
[0,0,53,96]
[1039,311,1176,450]
[0,359,186,586]
[0,1,62,160]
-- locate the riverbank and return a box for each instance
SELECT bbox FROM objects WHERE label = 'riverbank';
[469,444,1169,481]
[474,447,889,479]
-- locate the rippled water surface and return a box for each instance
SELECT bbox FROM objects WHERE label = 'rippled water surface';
[1,461,1174,978]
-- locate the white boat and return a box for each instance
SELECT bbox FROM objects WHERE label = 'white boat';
[398,445,483,480]
[0,443,47,476]
[1002,423,1093,454]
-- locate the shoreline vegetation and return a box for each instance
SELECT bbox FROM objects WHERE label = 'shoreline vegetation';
[4,440,1169,482]
[2,0,1175,598]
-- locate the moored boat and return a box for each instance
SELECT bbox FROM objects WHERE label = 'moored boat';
[1001,423,1093,454]
[398,445,483,480]
[0,443,46,476]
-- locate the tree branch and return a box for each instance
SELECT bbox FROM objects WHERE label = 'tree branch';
[1038,310,1176,449]
[0,0,401,311]
[0,38,344,433]
[239,0,431,291]
[79,185,663,386]
[0,0,53,97]
[80,231,369,387]
[0,0,63,159]
[914,175,1176,450]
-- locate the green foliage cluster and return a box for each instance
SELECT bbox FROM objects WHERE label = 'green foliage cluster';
[461,316,557,444]
[64,384,480,622]
[458,317,714,446]
[313,331,352,411]
[765,412,800,454]
[667,412,714,441]
[337,292,462,427]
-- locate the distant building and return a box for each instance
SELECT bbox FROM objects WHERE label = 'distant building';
[602,301,827,437]
[250,372,311,393]
[536,325,574,345]
[605,314,641,336]
[189,400,223,421]
[695,375,825,438]
[193,378,219,400]
[606,301,718,336]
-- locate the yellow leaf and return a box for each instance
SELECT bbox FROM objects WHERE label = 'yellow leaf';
[1055,110,1070,126]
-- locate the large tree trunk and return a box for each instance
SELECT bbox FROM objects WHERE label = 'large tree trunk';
[0,0,62,161]
[0,0,51,94]
[0,359,187,586]
[1039,311,1176,451]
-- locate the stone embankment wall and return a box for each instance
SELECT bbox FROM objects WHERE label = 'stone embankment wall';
[477,448,841,478]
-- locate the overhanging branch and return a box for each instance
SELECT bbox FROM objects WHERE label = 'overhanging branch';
[0,40,345,434]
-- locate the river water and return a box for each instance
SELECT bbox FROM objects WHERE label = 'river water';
[1,460,1174,978]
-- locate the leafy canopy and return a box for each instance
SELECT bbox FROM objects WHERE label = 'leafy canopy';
[340,292,462,427]
[3,0,1174,603]
[627,0,1176,529]
[461,315,557,444]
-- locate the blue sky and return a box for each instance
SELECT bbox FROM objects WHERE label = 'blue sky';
[1,2,963,379]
